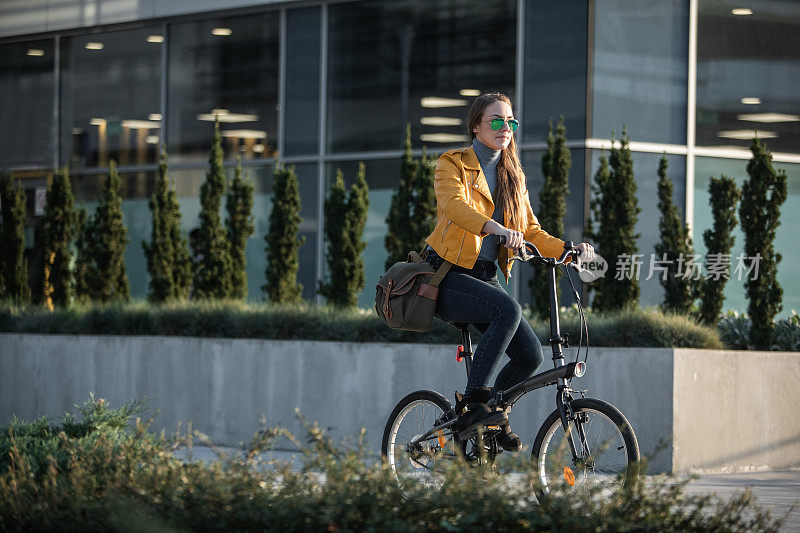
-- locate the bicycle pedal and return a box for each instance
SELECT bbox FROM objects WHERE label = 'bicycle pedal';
[458,424,503,440]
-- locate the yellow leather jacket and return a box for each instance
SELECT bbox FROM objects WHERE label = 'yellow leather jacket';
[425,146,567,282]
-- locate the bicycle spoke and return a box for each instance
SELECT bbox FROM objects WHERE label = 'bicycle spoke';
[537,404,636,502]
[386,397,454,498]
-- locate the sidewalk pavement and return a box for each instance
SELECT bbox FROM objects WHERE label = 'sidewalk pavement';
[681,470,799,532]
[176,446,799,531]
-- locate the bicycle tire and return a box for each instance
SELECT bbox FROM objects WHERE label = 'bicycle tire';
[531,397,640,503]
[381,390,456,498]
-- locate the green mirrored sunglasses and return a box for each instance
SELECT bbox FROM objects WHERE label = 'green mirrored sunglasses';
[489,118,519,132]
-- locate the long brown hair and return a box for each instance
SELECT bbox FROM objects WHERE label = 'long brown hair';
[467,93,528,233]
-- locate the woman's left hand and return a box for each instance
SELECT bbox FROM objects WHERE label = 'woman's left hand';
[575,242,595,263]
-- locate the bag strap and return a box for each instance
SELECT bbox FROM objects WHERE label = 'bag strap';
[428,260,451,288]
[409,246,451,287]
[408,250,425,263]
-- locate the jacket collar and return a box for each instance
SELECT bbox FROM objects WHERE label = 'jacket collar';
[460,145,481,170]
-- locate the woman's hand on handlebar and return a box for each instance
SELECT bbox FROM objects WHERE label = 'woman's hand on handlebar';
[574,242,595,263]
[501,228,524,250]
[482,220,523,250]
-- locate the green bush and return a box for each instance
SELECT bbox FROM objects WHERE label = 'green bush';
[718,310,800,351]
[772,311,800,351]
[0,395,145,479]
[0,397,785,532]
[0,301,727,348]
[529,306,724,350]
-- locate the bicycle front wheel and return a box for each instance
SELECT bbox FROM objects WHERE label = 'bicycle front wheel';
[381,390,457,498]
[531,398,640,503]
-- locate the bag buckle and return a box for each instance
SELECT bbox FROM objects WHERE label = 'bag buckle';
[382,279,392,315]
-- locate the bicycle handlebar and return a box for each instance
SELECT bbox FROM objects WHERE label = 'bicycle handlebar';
[495,235,578,266]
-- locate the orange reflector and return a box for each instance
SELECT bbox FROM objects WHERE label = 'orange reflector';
[563,466,575,487]
[486,426,500,430]
[436,430,446,448]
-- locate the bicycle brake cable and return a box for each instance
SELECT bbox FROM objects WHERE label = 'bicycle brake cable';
[562,263,590,365]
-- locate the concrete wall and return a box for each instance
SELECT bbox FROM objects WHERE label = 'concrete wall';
[673,349,800,473]
[1,333,798,473]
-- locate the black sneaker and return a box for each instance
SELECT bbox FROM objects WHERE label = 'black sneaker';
[456,387,507,440]
[495,424,522,452]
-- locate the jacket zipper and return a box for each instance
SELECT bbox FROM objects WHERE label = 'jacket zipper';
[456,229,466,263]
[456,170,475,264]
[441,220,452,243]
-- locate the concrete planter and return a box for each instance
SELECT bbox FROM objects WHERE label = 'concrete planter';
[1,333,798,473]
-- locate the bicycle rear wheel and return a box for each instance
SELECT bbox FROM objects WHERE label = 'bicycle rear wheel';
[531,398,640,503]
[381,390,457,498]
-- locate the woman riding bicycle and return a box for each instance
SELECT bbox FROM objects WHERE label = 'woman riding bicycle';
[423,93,594,452]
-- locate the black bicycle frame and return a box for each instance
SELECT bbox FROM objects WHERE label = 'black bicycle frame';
[447,247,584,461]
[456,256,574,406]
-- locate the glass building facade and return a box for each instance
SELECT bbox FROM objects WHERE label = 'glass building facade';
[1,0,798,314]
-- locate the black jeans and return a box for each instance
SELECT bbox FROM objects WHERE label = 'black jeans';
[426,252,544,395]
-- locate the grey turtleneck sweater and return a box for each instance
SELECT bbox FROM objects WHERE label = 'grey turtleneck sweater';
[473,138,504,263]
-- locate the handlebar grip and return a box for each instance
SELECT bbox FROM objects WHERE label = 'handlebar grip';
[563,240,578,261]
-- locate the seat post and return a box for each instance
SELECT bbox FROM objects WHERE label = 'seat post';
[460,325,473,378]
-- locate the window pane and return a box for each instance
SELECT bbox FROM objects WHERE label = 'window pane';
[696,1,800,154]
[587,150,686,307]
[73,170,155,202]
[520,149,586,308]
[693,157,799,317]
[592,0,688,144]
[327,0,516,154]
[168,14,279,163]
[285,7,321,157]
[60,28,162,169]
[523,1,588,143]
[0,39,54,168]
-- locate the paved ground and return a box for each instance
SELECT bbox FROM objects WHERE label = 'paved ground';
[681,470,800,531]
[176,446,799,531]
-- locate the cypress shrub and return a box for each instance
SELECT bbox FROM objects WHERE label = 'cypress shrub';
[530,118,570,318]
[654,155,698,313]
[191,120,233,299]
[73,207,93,303]
[698,176,740,325]
[587,132,640,311]
[320,165,369,308]
[0,172,30,304]
[410,148,436,252]
[29,221,47,306]
[345,162,369,305]
[226,156,255,300]
[384,124,418,268]
[263,164,304,303]
[87,160,130,302]
[143,148,193,302]
[319,171,349,306]
[740,138,788,349]
[42,169,76,307]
